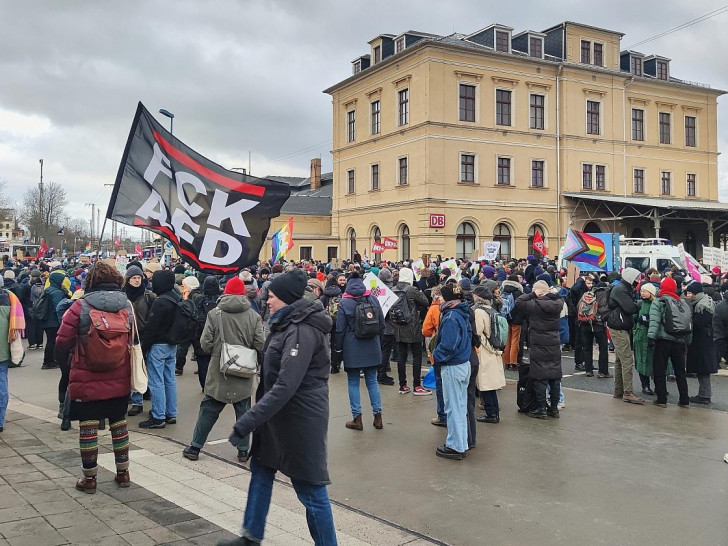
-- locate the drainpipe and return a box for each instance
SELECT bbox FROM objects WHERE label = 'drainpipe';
[622,76,635,197]
[556,65,563,246]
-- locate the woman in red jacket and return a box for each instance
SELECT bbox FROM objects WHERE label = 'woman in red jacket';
[55,262,134,494]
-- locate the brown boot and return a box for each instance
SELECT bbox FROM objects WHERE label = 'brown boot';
[114,471,131,488]
[75,477,97,494]
[373,413,383,429]
[623,391,645,405]
[345,415,363,431]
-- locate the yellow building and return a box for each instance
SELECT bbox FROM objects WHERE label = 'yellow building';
[323,21,727,262]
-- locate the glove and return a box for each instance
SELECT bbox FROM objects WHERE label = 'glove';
[647,339,655,348]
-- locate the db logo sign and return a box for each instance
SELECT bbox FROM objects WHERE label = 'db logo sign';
[429,214,446,228]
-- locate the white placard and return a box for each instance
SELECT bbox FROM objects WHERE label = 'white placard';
[483,241,500,261]
[411,259,425,281]
[721,249,728,272]
[363,273,399,316]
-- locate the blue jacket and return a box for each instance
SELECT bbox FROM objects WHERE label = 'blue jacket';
[41,271,69,329]
[334,277,385,370]
[433,302,472,366]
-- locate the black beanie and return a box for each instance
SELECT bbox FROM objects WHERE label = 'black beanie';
[268,270,307,305]
[441,283,463,302]
[686,281,703,294]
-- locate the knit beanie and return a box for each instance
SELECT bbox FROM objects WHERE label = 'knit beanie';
[3,270,15,280]
[472,285,492,301]
[483,265,496,279]
[641,283,656,298]
[398,267,414,286]
[307,278,325,293]
[536,272,553,287]
[685,281,703,294]
[532,280,550,296]
[174,265,186,274]
[441,283,463,302]
[125,265,144,280]
[268,270,307,304]
[182,276,200,291]
[459,278,472,291]
[224,276,246,295]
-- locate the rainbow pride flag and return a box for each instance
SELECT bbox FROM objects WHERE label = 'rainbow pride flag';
[563,230,607,268]
[271,218,294,263]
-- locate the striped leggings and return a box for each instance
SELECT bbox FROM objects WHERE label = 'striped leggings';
[79,419,129,478]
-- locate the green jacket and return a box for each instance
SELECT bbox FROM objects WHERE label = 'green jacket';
[633,298,653,376]
[648,296,692,345]
[200,294,264,404]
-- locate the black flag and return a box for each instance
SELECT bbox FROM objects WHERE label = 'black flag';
[106,102,291,273]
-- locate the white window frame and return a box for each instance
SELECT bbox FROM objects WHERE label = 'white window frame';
[457,81,479,123]
[684,115,698,148]
[529,92,547,130]
[633,167,646,194]
[397,155,409,186]
[660,170,672,196]
[346,109,356,143]
[459,152,478,184]
[530,158,547,188]
[395,37,405,53]
[373,45,381,64]
[495,87,514,127]
[370,100,381,135]
[496,155,513,186]
[299,246,313,261]
[397,88,409,126]
[585,99,602,136]
[353,61,361,75]
[686,173,697,197]
[370,162,380,191]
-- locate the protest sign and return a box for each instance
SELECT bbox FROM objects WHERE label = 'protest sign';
[363,272,398,315]
[483,241,500,261]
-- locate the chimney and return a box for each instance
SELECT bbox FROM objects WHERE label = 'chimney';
[310,158,322,190]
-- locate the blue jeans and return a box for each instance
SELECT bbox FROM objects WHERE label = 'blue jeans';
[243,457,337,545]
[0,361,8,428]
[130,391,143,405]
[441,362,470,453]
[546,380,565,405]
[346,368,381,417]
[435,364,446,422]
[147,344,177,420]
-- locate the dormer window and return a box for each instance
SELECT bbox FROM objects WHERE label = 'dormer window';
[395,37,405,53]
[581,40,591,64]
[495,30,509,52]
[529,36,543,58]
[631,56,642,76]
[374,45,381,64]
[593,43,603,66]
[656,60,668,80]
[353,61,361,75]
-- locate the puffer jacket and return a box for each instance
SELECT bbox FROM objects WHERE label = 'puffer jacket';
[200,294,264,403]
[41,271,70,329]
[648,296,692,344]
[500,279,525,325]
[55,289,133,402]
[515,292,563,380]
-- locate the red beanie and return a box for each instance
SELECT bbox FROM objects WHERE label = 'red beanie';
[224,277,246,295]
[660,277,677,297]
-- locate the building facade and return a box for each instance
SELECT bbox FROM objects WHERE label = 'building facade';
[324,21,726,262]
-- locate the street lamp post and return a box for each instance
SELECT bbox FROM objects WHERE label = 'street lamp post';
[159,109,174,135]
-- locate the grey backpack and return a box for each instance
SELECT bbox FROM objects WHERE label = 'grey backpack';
[662,297,692,336]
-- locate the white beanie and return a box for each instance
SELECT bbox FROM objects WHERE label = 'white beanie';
[641,283,656,298]
[398,267,414,285]
[621,267,641,285]
[182,276,200,291]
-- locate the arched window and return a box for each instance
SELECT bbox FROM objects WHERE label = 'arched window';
[400,224,410,261]
[493,223,511,261]
[347,228,357,261]
[456,222,477,259]
[685,230,696,256]
[528,224,546,258]
[371,226,382,262]
[631,227,645,239]
[583,221,602,233]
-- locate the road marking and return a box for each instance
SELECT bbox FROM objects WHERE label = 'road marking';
[206,439,228,445]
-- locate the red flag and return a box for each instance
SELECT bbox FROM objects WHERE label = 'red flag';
[533,231,547,256]
[114,236,121,247]
[384,237,398,249]
[371,241,386,253]
[135,244,142,254]
[38,240,48,258]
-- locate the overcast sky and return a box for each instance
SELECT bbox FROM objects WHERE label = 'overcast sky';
[2,0,728,231]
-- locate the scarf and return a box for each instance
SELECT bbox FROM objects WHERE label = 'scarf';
[691,292,715,315]
[439,300,461,313]
[7,290,25,341]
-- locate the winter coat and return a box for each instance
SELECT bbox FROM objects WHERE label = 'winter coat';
[259,272,283,320]
[607,280,639,331]
[200,294,264,403]
[41,271,69,329]
[233,298,333,485]
[500,279,525,325]
[515,292,563,380]
[0,290,11,362]
[55,290,133,402]
[633,298,654,377]
[391,282,428,343]
[686,293,718,375]
[432,302,472,366]
[321,285,342,311]
[141,270,180,352]
[473,304,507,391]
[128,290,156,336]
[334,278,385,370]
[713,298,728,341]
[422,301,441,338]
[648,296,692,344]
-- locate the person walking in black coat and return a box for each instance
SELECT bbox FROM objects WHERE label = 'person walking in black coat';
[226,271,337,546]
[515,280,563,419]
[335,274,386,431]
[685,282,717,404]
[713,285,728,371]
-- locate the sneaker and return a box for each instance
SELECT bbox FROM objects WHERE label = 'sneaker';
[689,395,710,405]
[175,368,183,376]
[128,405,143,416]
[642,386,655,396]
[598,372,614,379]
[139,417,166,429]
[183,446,200,461]
[476,415,500,424]
[585,371,594,377]
[377,374,395,386]
[431,417,447,427]
[623,392,645,405]
[435,445,465,460]
[27,344,36,350]
[398,384,411,394]
[574,363,586,372]
[546,407,560,418]
[41,363,58,370]
[165,416,177,425]
[413,386,432,396]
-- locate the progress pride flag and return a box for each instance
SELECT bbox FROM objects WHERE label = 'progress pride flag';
[107,103,290,273]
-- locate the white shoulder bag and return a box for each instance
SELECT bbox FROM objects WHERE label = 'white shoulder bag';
[217,309,257,378]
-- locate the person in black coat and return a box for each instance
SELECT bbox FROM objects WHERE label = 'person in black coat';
[515,280,563,419]
[228,271,337,545]
[685,282,718,404]
[713,286,728,370]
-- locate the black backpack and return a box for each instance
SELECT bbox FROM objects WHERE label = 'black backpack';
[161,294,204,344]
[389,287,413,325]
[353,297,381,339]
[31,290,51,320]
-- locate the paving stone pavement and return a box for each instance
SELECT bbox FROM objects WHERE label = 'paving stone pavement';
[1,398,438,545]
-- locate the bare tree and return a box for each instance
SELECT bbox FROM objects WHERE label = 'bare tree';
[19,181,68,243]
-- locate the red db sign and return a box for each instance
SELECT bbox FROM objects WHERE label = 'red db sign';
[429,214,445,228]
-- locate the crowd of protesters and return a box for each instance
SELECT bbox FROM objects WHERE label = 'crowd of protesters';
[2,248,728,545]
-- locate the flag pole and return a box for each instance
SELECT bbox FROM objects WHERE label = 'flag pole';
[94,215,109,262]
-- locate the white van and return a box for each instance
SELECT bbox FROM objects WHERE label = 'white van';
[618,238,707,274]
